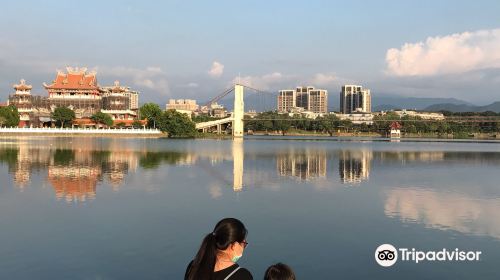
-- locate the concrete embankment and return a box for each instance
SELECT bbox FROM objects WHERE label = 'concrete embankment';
[0,127,165,138]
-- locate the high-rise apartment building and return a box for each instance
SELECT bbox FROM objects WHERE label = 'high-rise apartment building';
[277,86,328,114]
[277,90,296,113]
[340,85,371,114]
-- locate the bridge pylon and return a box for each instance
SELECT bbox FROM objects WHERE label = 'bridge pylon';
[233,84,244,137]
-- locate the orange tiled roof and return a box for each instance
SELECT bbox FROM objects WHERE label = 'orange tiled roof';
[44,67,98,90]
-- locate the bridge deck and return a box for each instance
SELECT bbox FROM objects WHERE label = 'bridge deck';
[195,117,234,130]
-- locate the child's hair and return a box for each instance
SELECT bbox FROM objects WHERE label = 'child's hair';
[264,263,296,280]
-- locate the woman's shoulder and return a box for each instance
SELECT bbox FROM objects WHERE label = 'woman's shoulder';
[234,266,253,280]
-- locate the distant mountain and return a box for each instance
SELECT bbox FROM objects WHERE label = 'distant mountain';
[373,104,400,111]
[424,101,500,112]
[329,96,473,112]
[370,96,473,111]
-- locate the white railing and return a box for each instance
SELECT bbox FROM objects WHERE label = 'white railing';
[0,127,162,134]
[195,117,234,129]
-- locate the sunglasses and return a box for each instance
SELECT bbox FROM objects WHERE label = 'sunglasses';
[241,241,249,248]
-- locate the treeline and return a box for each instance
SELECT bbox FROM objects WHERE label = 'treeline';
[373,112,500,135]
[244,112,349,136]
[244,111,500,135]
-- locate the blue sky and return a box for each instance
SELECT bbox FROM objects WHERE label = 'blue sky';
[1,0,499,105]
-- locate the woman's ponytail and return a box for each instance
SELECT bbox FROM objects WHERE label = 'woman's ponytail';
[186,233,217,280]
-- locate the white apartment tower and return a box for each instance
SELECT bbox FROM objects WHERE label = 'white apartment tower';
[277,86,328,114]
[340,85,371,114]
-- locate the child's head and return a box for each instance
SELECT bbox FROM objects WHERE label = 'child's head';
[264,263,296,280]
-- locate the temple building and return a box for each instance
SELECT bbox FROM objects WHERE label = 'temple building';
[9,79,34,127]
[100,81,139,123]
[7,67,141,127]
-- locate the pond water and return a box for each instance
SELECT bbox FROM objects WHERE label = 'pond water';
[0,136,499,279]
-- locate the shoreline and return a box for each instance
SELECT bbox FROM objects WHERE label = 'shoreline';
[0,127,164,138]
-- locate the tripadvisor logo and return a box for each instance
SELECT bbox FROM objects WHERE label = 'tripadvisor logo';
[375,244,482,267]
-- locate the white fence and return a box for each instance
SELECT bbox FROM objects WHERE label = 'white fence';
[0,127,162,134]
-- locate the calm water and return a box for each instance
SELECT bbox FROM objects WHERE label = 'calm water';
[1,136,500,279]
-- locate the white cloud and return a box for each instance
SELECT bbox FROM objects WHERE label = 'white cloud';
[230,72,296,90]
[208,61,224,78]
[386,28,500,76]
[100,66,170,95]
[185,82,199,88]
[309,73,338,87]
[228,72,349,91]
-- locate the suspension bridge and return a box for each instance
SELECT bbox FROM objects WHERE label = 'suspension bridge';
[195,84,276,136]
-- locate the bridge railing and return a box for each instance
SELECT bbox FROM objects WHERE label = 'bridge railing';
[0,127,162,134]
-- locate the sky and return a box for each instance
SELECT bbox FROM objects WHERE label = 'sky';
[1,0,500,105]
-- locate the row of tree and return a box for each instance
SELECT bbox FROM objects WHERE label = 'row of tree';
[139,103,196,137]
[244,112,349,135]
[244,111,500,135]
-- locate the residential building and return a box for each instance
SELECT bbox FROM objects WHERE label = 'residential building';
[277,86,328,114]
[166,99,199,112]
[277,90,296,113]
[340,85,371,114]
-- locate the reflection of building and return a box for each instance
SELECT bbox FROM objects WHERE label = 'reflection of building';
[277,150,327,180]
[339,150,372,184]
[3,140,138,203]
[48,165,100,203]
[340,84,371,114]
[7,67,140,127]
[277,86,328,114]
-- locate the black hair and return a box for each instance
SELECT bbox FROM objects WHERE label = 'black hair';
[186,218,248,280]
[264,263,296,280]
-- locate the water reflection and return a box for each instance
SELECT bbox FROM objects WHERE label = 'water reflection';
[339,149,371,184]
[2,139,500,206]
[233,138,244,191]
[276,149,327,181]
[0,141,138,204]
[385,188,500,239]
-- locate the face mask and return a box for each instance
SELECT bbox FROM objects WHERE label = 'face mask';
[231,254,242,263]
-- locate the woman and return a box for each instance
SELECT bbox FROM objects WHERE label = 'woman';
[185,218,253,280]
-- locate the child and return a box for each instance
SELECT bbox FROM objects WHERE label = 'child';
[264,263,296,280]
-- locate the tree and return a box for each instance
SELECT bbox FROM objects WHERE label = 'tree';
[156,109,196,137]
[132,120,143,128]
[0,105,20,127]
[273,116,291,135]
[318,114,340,136]
[139,103,162,128]
[91,112,113,127]
[0,116,7,127]
[51,107,75,128]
